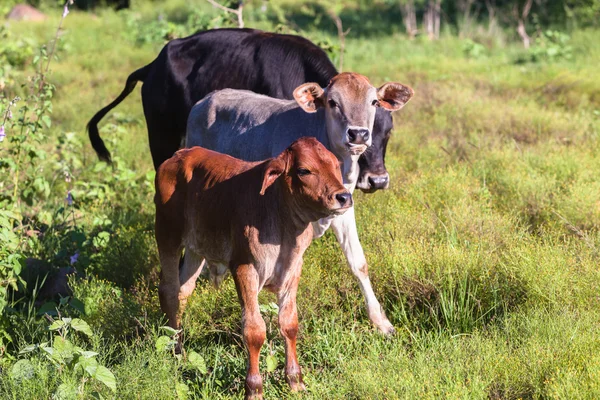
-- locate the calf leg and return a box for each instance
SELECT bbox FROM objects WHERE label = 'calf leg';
[233,264,266,400]
[170,251,205,351]
[156,207,185,352]
[278,280,305,392]
[178,251,205,317]
[158,249,183,330]
[330,207,394,335]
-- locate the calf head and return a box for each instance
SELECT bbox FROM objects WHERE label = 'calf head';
[260,137,351,222]
[293,72,414,161]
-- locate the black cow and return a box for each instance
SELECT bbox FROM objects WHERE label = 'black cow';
[87,28,393,192]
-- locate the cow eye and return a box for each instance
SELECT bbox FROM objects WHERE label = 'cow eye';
[328,100,338,108]
[372,99,380,107]
[297,168,311,176]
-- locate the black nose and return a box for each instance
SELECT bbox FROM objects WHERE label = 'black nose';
[347,128,370,145]
[335,192,352,207]
[368,175,389,190]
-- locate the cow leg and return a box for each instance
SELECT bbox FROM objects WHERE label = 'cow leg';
[278,279,305,392]
[233,263,266,400]
[330,207,395,335]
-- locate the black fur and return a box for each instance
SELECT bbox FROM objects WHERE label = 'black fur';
[87,28,393,190]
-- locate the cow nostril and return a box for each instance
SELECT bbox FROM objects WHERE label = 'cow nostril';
[347,129,357,142]
[347,128,370,144]
[335,192,352,206]
[367,175,389,189]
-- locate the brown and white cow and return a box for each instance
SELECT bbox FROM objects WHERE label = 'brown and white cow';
[154,137,351,399]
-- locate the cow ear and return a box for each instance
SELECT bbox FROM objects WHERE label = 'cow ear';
[376,82,414,111]
[293,83,325,113]
[260,157,286,195]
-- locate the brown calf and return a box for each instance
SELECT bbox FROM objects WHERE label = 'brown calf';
[154,137,351,399]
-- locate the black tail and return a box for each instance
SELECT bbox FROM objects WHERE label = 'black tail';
[87,64,151,163]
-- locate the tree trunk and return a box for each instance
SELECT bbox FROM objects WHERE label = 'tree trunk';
[400,0,417,39]
[434,0,441,39]
[457,0,475,37]
[513,0,533,48]
[425,1,434,40]
[485,0,496,33]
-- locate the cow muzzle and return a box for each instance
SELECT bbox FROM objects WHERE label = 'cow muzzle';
[357,172,390,193]
[347,128,370,145]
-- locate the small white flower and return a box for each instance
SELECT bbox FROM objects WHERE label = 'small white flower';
[62,4,69,18]
[0,126,5,143]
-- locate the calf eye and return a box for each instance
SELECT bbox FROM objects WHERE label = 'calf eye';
[297,168,311,176]
[372,99,380,107]
[328,100,338,108]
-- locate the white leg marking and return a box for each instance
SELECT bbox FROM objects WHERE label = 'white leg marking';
[330,207,394,335]
[179,251,205,298]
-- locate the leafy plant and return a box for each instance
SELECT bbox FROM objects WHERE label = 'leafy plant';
[462,38,486,59]
[14,316,117,395]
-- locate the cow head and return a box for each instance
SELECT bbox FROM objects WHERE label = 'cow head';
[260,137,351,221]
[293,73,413,165]
[356,108,394,192]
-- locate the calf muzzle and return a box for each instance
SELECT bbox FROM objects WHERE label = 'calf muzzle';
[335,192,352,208]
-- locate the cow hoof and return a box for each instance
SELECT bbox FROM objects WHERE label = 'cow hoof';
[378,320,396,336]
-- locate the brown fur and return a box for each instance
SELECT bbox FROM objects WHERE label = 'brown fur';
[154,137,350,399]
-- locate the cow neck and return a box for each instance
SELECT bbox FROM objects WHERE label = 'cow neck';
[307,108,331,149]
[342,155,360,193]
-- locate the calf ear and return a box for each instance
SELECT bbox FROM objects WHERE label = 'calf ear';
[377,82,414,111]
[260,158,286,195]
[293,83,325,113]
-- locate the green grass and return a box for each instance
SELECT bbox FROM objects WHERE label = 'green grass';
[1,3,600,399]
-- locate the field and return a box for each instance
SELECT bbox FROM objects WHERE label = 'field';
[1,2,600,399]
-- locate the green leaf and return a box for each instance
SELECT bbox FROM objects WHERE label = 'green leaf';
[155,335,174,352]
[175,382,189,400]
[10,359,35,381]
[41,115,51,128]
[93,365,117,392]
[78,356,98,375]
[53,383,77,400]
[266,354,278,372]
[80,350,99,358]
[52,336,75,365]
[69,297,86,315]
[160,326,180,336]
[18,344,37,354]
[37,301,58,316]
[71,318,93,337]
[187,351,207,374]
[48,319,65,331]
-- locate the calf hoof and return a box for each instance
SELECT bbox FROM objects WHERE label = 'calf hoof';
[287,374,306,392]
[245,374,263,400]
